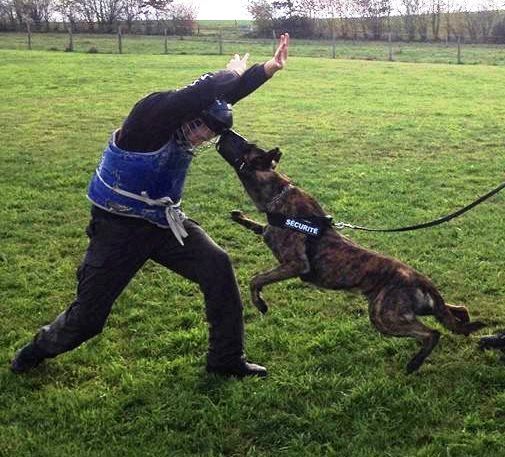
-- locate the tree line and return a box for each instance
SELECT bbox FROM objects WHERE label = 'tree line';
[0,0,197,34]
[247,0,505,43]
[3,0,505,43]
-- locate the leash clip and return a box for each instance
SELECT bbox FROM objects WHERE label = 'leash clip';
[334,221,347,230]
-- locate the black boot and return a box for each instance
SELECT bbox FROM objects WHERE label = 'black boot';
[206,359,268,378]
[11,342,48,374]
[479,332,505,351]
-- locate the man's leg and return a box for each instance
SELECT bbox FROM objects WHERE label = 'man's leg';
[12,209,154,373]
[150,219,266,377]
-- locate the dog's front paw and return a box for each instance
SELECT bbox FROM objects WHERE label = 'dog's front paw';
[253,296,268,315]
[406,355,425,374]
[230,210,244,221]
[406,360,421,375]
[251,288,268,315]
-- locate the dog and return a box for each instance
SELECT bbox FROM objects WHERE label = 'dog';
[216,131,485,373]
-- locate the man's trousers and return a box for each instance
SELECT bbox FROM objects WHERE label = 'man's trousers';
[33,206,245,367]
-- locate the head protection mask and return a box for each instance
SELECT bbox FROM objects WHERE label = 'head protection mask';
[200,99,233,134]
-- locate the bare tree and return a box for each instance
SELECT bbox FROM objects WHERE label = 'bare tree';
[74,0,123,31]
[11,0,54,29]
[429,0,442,40]
[416,0,431,40]
[399,0,424,40]
[353,0,391,39]
[477,2,500,41]
[0,0,19,29]
[75,0,97,29]
[247,0,275,36]
[121,0,144,32]
[297,0,326,36]
[35,0,52,29]
[165,1,197,35]
[443,0,465,42]
[297,0,321,18]
[54,0,79,26]
[317,0,351,38]
[463,0,500,42]
[463,8,480,40]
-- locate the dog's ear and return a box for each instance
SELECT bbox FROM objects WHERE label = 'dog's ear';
[246,146,268,169]
[267,148,282,168]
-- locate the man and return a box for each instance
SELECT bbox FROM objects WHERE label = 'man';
[11,33,290,378]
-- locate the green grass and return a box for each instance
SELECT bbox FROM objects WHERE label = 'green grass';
[1,49,505,456]
[3,32,505,65]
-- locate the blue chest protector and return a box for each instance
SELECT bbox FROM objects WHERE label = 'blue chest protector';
[87,131,193,231]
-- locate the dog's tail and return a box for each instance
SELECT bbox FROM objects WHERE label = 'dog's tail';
[429,287,485,336]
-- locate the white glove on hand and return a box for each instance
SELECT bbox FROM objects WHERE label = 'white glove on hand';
[226,53,250,77]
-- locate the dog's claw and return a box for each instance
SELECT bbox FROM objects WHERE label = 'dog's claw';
[406,365,417,375]
[405,354,425,374]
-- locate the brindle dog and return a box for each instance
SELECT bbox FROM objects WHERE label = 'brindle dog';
[221,138,485,373]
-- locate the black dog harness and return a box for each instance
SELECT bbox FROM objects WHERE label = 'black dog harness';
[266,212,333,283]
[266,213,333,238]
[265,183,334,238]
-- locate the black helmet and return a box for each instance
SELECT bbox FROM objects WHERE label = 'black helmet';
[200,99,233,134]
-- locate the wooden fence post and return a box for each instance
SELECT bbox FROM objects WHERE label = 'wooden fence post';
[26,20,32,50]
[388,32,393,61]
[272,30,276,55]
[457,35,462,64]
[332,28,336,59]
[67,22,74,51]
[164,28,168,54]
[218,32,223,55]
[117,25,123,54]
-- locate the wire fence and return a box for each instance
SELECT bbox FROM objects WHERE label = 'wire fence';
[2,31,505,66]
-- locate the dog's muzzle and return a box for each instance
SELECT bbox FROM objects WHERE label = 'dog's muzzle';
[216,129,249,170]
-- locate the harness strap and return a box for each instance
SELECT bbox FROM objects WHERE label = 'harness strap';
[95,169,189,245]
[267,213,333,237]
[265,184,294,213]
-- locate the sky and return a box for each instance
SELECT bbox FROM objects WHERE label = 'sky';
[192,0,253,20]
[187,0,491,20]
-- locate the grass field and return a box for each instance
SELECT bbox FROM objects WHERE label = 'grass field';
[3,31,505,66]
[1,49,505,456]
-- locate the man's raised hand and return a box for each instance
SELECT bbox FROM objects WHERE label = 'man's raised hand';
[226,53,250,77]
[264,33,290,77]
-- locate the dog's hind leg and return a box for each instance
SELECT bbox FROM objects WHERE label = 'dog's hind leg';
[404,327,441,374]
[230,210,265,235]
[430,293,485,336]
[369,291,441,373]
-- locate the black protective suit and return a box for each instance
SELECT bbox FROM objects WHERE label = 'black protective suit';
[31,65,270,368]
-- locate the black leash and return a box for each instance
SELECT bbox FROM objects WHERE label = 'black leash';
[334,180,505,232]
